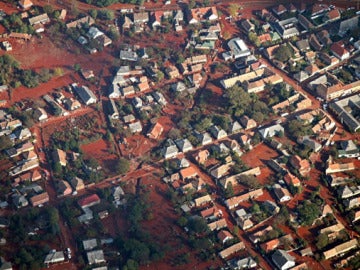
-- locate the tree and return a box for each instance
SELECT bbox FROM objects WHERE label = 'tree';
[297,201,321,226]
[224,182,234,198]
[315,233,329,250]
[228,3,241,17]
[274,44,293,62]
[248,31,260,47]
[187,217,209,235]
[238,175,261,189]
[116,158,130,175]
[0,135,12,151]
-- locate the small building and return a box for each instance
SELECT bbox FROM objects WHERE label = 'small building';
[175,138,193,153]
[72,84,97,105]
[129,121,142,133]
[219,242,245,259]
[78,194,101,209]
[30,192,49,207]
[147,122,163,140]
[53,149,67,167]
[194,150,210,165]
[34,108,48,122]
[86,250,105,265]
[70,177,85,191]
[217,230,234,244]
[83,238,98,251]
[338,140,359,158]
[240,116,257,130]
[271,249,295,270]
[273,184,292,203]
[57,180,72,196]
[44,251,65,265]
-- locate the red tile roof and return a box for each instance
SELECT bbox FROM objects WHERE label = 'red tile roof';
[78,194,100,208]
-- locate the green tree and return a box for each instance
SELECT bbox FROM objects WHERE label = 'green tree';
[274,44,293,62]
[228,3,241,17]
[116,158,130,174]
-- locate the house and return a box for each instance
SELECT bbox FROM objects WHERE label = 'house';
[317,30,332,47]
[272,249,295,270]
[57,180,72,196]
[261,238,280,253]
[331,42,350,61]
[273,184,292,202]
[78,194,101,208]
[123,114,135,124]
[201,206,222,220]
[19,0,33,9]
[120,50,138,62]
[194,194,212,207]
[272,4,287,16]
[258,124,284,139]
[180,166,197,181]
[210,163,233,179]
[171,81,187,93]
[152,91,167,106]
[289,155,311,177]
[241,19,255,32]
[196,132,212,146]
[86,250,105,265]
[194,150,210,165]
[249,226,273,243]
[304,64,319,76]
[163,144,179,159]
[122,85,135,97]
[326,162,355,175]
[129,121,142,133]
[323,239,358,260]
[209,125,227,140]
[66,16,95,29]
[44,251,65,265]
[298,14,314,31]
[310,3,329,18]
[217,230,234,244]
[208,218,228,231]
[240,116,257,130]
[225,189,264,210]
[219,242,245,259]
[284,172,300,187]
[229,121,242,134]
[224,38,251,60]
[72,84,97,105]
[329,95,360,131]
[238,216,254,230]
[325,9,341,22]
[122,16,133,30]
[227,257,257,269]
[273,18,299,39]
[34,108,48,122]
[188,6,218,24]
[30,192,49,207]
[309,34,322,51]
[175,138,193,153]
[338,140,359,158]
[53,149,67,167]
[147,122,163,139]
[83,238,98,250]
[63,98,81,111]
[165,65,180,79]
[133,12,149,25]
[296,39,310,52]
[294,71,309,83]
[1,41,12,52]
[70,177,85,191]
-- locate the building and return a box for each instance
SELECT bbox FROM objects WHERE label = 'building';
[225,189,264,209]
[194,194,212,207]
[86,250,105,265]
[208,218,227,231]
[329,95,360,132]
[331,42,350,61]
[240,116,257,130]
[219,242,245,259]
[78,194,101,208]
[57,180,72,196]
[194,150,210,164]
[30,192,49,207]
[53,149,67,167]
[274,17,299,39]
[223,38,251,60]
[271,249,295,270]
[258,124,284,139]
[19,0,33,9]
[217,230,234,244]
[188,6,218,24]
[323,239,358,260]
[338,140,359,158]
[83,238,98,250]
[34,108,48,122]
[175,138,193,153]
[289,155,311,177]
[72,84,97,105]
[70,177,85,191]
[147,122,163,139]
[44,251,65,265]
[273,184,292,203]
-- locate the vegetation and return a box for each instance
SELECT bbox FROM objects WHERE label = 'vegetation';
[274,44,294,62]
[116,158,130,174]
[115,190,165,269]
[296,200,322,226]
[0,55,53,88]
[224,85,270,123]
